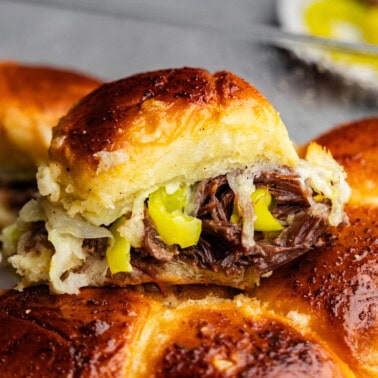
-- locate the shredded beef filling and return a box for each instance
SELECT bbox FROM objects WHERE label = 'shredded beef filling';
[138,168,330,276]
[143,213,179,261]
[82,238,109,257]
[19,169,330,279]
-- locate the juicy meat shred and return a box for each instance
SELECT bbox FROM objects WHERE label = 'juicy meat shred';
[141,168,331,276]
[201,220,241,248]
[254,170,312,205]
[142,212,179,261]
[195,176,233,221]
[82,238,109,257]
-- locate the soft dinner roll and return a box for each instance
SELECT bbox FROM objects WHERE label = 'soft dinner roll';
[0,286,355,378]
[314,117,378,206]
[139,295,354,377]
[45,67,299,222]
[1,67,350,294]
[0,62,101,227]
[255,118,378,378]
[0,61,101,181]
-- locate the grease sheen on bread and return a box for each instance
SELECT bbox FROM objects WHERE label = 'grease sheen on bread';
[314,117,378,206]
[0,286,355,378]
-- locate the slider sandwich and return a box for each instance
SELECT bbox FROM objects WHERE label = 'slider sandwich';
[1,67,350,294]
[0,62,101,227]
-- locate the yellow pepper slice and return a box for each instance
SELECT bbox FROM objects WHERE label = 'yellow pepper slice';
[364,8,378,45]
[305,0,365,39]
[231,188,283,232]
[304,0,378,69]
[106,217,132,274]
[148,186,202,248]
[230,204,241,225]
[251,188,283,232]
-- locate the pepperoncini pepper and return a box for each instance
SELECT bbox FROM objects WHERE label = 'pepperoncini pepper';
[251,188,283,232]
[148,185,202,248]
[304,0,378,69]
[232,188,283,232]
[106,217,132,274]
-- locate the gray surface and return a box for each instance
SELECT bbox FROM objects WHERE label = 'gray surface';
[0,0,377,287]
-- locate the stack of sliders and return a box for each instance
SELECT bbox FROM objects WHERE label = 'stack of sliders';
[0,62,101,228]
[1,67,374,377]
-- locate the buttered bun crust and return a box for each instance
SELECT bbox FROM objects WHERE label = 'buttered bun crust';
[45,67,298,223]
[0,286,354,378]
[0,62,101,181]
[314,117,378,206]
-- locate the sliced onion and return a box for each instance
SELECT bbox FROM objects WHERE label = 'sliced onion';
[40,198,111,239]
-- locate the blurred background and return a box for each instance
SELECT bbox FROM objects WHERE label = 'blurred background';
[0,0,377,143]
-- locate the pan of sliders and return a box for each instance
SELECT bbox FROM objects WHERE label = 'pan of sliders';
[0,67,376,377]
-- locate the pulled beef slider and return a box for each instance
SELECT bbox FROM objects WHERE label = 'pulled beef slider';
[0,62,101,227]
[1,67,350,294]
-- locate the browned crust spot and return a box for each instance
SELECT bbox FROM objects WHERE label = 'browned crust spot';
[155,309,342,377]
[51,67,266,169]
[0,286,154,378]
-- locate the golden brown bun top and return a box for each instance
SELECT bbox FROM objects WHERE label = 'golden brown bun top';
[44,67,298,223]
[142,296,352,377]
[313,117,378,207]
[0,61,101,181]
[52,67,271,167]
[0,286,157,377]
[0,287,353,378]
